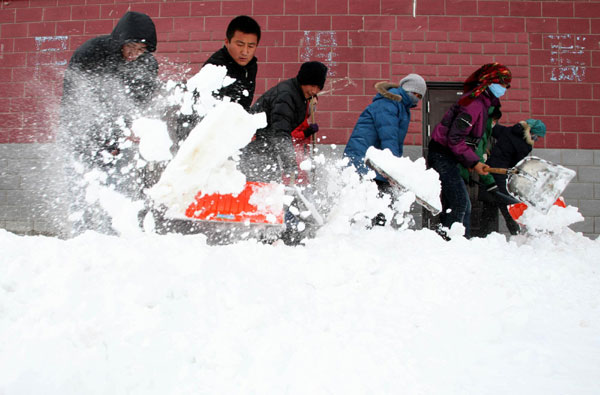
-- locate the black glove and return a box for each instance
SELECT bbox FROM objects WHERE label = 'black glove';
[478,183,498,203]
[304,123,319,138]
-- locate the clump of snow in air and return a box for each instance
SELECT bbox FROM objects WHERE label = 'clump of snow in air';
[147,65,266,215]
[319,159,394,232]
[176,63,235,117]
[365,146,442,213]
[248,182,285,223]
[131,117,173,162]
[148,101,265,214]
[82,169,144,236]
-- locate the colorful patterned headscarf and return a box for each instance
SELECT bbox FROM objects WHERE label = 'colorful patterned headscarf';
[459,62,512,106]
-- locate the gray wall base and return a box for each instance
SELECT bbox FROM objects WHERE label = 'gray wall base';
[1,143,599,239]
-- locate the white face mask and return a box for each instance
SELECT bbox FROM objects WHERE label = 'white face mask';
[489,83,506,98]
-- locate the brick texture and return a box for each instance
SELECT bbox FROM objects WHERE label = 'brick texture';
[0,0,598,147]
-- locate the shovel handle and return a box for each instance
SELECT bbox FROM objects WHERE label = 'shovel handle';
[487,167,508,175]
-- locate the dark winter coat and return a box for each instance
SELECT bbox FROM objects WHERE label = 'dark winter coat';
[204,46,257,110]
[486,121,535,198]
[343,82,414,182]
[239,78,309,182]
[429,90,500,168]
[487,122,534,169]
[60,11,159,166]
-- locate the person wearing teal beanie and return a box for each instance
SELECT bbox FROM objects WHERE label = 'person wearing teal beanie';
[526,118,547,139]
[479,111,546,236]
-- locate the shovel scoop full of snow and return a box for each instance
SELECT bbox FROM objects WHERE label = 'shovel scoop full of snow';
[364,147,442,215]
[488,156,576,214]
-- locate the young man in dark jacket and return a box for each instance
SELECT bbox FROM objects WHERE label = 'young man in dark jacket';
[239,61,327,183]
[60,11,159,235]
[172,16,261,143]
[204,15,261,110]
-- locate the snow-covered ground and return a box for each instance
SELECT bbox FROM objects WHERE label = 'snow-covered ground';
[2,65,599,394]
[1,223,599,394]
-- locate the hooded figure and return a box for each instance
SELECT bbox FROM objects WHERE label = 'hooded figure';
[60,11,159,167]
[59,11,159,236]
[344,74,426,181]
[477,115,546,236]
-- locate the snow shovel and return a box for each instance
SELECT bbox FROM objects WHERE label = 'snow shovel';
[487,156,575,214]
[365,158,442,216]
[285,185,325,226]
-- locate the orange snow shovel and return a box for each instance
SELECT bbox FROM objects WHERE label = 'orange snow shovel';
[185,181,285,225]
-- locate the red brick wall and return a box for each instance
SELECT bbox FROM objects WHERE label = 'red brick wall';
[1,0,599,148]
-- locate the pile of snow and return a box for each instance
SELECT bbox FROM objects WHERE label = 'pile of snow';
[1,225,599,394]
[519,203,584,234]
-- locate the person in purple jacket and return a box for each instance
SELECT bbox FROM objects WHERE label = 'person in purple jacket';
[427,63,512,237]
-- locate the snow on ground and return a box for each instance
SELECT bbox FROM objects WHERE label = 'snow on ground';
[2,65,599,394]
[1,223,599,395]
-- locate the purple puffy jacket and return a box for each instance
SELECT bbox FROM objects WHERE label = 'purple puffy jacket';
[430,91,500,168]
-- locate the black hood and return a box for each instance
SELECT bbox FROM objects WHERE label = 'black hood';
[111,11,157,52]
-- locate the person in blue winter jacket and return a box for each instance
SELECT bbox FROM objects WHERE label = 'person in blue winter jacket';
[344,74,426,180]
[343,73,427,226]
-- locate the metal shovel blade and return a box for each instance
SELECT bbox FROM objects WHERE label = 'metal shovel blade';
[505,156,576,214]
[365,158,441,216]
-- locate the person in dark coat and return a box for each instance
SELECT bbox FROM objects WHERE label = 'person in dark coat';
[204,15,261,110]
[171,15,261,144]
[59,11,159,235]
[479,111,546,236]
[61,11,159,168]
[428,62,511,238]
[240,61,327,183]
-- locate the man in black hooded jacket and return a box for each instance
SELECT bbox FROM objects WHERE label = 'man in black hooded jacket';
[61,11,159,169]
[60,11,159,235]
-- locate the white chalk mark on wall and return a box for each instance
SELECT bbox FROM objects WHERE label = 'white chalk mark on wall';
[35,36,69,66]
[413,0,417,17]
[301,31,338,75]
[546,34,587,82]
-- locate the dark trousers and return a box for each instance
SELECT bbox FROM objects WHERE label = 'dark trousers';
[427,150,471,237]
[489,173,520,235]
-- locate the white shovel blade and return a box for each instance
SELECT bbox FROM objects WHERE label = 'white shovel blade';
[506,156,575,214]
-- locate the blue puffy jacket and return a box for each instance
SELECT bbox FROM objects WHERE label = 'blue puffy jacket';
[343,82,415,182]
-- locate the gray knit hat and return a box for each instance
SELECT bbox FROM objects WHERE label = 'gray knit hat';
[400,74,427,96]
